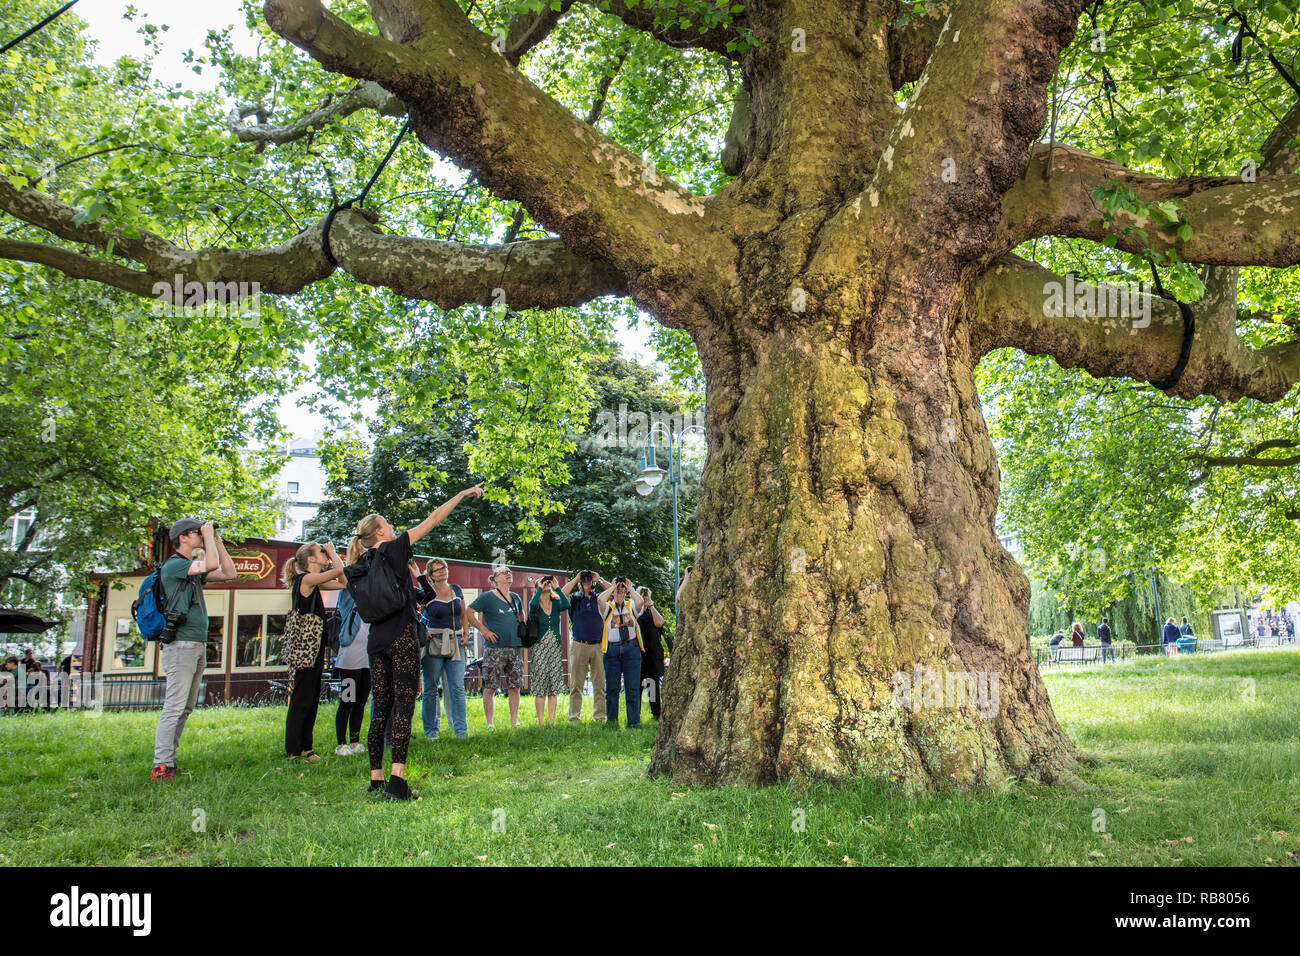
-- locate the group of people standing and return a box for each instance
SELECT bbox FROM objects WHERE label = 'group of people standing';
[272,485,676,800]
[1048,617,1116,663]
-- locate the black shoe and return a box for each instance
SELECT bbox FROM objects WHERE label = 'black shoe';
[384,776,415,801]
[368,778,385,793]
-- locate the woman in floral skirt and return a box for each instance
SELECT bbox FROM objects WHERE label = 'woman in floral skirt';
[527,575,570,725]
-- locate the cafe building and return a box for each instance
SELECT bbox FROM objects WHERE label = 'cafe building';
[83,537,571,704]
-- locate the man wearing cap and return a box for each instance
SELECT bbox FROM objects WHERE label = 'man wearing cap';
[152,518,236,780]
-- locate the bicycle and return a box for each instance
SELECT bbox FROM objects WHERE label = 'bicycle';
[254,677,291,707]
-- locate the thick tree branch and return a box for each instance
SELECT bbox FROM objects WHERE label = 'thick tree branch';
[0,178,332,293]
[810,0,1089,273]
[0,238,156,295]
[995,145,1300,266]
[326,207,626,307]
[575,0,742,58]
[0,183,625,312]
[262,0,739,329]
[1191,438,1300,470]
[228,80,406,145]
[971,255,1300,403]
[1200,97,1299,308]
[1260,98,1300,178]
[505,0,573,62]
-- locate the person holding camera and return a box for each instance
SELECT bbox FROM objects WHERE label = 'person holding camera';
[151,518,236,781]
[637,587,668,719]
[598,575,644,728]
[562,569,609,722]
[527,574,570,725]
[283,541,346,761]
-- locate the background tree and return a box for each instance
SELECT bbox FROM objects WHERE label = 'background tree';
[307,345,701,607]
[2,0,1298,791]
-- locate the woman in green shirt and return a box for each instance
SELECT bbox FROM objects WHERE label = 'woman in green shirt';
[527,575,570,725]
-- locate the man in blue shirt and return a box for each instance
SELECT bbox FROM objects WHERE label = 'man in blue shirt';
[563,570,609,723]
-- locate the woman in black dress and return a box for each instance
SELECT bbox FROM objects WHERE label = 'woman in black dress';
[636,587,669,719]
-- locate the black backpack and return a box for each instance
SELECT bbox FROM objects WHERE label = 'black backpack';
[343,547,408,623]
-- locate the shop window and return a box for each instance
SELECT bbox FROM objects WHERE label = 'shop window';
[113,619,146,669]
[266,614,286,666]
[235,612,287,668]
[236,615,263,667]
[206,615,224,669]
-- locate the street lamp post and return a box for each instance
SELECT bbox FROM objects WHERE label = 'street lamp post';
[634,422,704,616]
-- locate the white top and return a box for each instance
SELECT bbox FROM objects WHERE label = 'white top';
[337,620,370,670]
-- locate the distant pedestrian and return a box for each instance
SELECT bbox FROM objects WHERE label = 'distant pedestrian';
[1070,622,1084,648]
[1162,617,1181,653]
[24,660,43,710]
[1049,629,1065,662]
[1179,617,1194,637]
[1097,617,1113,664]
[1,656,19,707]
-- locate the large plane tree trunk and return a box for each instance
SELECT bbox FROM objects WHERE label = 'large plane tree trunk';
[651,271,1081,790]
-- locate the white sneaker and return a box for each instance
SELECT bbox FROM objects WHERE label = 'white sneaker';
[348,742,365,755]
[333,744,351,756]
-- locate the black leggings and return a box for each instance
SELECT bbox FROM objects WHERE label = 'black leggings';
[336,667,371,745]
[368,623,420,770]
[285,642,325,756]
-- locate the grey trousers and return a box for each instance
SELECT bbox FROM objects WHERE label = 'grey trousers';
[153,641,206,767]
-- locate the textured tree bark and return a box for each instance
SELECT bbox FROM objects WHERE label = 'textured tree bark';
[651,272,1081,790]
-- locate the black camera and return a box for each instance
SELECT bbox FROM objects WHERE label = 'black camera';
[159,611,188,644]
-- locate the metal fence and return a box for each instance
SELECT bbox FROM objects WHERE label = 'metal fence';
[0,674,207,711]
[88,675,207,710]
[1034,634,1298,667]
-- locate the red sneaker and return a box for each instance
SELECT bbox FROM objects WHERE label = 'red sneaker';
[151,764,175,780]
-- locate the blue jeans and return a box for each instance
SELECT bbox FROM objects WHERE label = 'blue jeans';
[421,653,468,737]
[1100,642,1114,663]
[603,640,642,727]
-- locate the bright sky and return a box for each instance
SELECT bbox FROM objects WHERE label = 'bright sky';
[77,0,658,447]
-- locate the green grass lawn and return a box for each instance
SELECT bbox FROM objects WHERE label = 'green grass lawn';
[2,649,1298,866]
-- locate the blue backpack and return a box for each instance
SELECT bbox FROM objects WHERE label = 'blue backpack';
[336,588,361,648]
[130,564,193,641]
[131,568,168,641]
